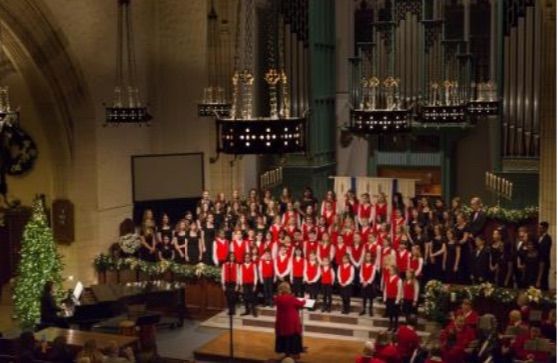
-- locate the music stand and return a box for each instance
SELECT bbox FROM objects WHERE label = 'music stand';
[299,298,315,354]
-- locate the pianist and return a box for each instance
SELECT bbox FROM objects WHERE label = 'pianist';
[40,281,68,328]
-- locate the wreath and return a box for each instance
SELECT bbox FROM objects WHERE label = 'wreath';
[3,124,38,176]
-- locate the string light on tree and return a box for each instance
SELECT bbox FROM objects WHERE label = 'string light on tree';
[13,196,64,329]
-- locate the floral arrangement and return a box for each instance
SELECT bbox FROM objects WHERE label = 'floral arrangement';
[424,280,555,324]
[93,254,221,283]
[424,280,452,324]
[118,233,141,254]
[526,286,544,303]
[462,205,538,223]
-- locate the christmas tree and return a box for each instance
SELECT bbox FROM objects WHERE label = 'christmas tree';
[13,196,64,329]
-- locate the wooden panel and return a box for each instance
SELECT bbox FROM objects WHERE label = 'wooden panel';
[118,270,138,284]
[185,281,204,310]
[206,282,226,311]
[51,199,74,244]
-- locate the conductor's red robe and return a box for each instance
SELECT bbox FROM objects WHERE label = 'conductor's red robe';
[274,294,305,336]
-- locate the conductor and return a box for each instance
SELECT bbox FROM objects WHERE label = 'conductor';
[274,281,306,360]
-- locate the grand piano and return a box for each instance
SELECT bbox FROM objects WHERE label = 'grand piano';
[63,281,186,331]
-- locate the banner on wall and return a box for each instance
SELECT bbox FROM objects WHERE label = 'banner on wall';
[330,176,417,214]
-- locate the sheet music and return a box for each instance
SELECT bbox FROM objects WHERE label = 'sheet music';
[298,298,315,309]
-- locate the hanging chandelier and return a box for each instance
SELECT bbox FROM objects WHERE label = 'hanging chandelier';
[0,23,18,133]
[213,0,306,157]
[198,0,231,117]
[347,0,500,134]
[105,0,151,125]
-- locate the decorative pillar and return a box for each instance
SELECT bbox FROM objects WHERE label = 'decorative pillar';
[538,0,556,289]
[489,0,497,81]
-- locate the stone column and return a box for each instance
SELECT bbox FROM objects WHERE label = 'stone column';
[537,0,556,289]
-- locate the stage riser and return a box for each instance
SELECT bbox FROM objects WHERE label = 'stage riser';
[206,311,430,342]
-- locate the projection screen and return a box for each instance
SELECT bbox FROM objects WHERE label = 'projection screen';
[132,153,204,202]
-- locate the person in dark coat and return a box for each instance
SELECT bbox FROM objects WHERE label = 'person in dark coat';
[40,281,68,328]
[471,236,490,284]
[467,197,486,238]
[537,221,552,290]
[274,281,306,359]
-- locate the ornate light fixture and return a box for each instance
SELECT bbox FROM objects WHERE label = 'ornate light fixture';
[212,0,306,158]
[198,0,231,117]
[105,0,151,125]
[348,43,411,134]
[0,24,18,133]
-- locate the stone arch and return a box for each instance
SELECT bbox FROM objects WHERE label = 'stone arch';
[0,0,96,197]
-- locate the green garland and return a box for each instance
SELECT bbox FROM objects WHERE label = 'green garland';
[13,197,64,329]
[424,280,556,325]
[462,205,539,223]
[94,255,221,283]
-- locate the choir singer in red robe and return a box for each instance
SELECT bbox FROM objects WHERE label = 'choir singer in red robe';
[274,281,306,360]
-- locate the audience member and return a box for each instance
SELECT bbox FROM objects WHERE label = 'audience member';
[355,340,385,363]
[76,339,105,363]
[18,331,38,363]
[395,315,420,362]
[375,331,401,363]
[46,335,74,363]
[439,316,476,363]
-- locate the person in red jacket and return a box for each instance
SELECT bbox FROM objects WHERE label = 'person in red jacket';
[221,252,239,315]
[456,299,479,330]
[395,244,410,279]
[270,216,283,244]
[231,230,248,263]
[512,326,551,362]
[375,331,401,363]
[375,193,388,223]
[357,193,374,227]
[439,316,476,363]
[350,234,365,268]
[259,249,275,307]
[212,230,230,266]
[334,234,349,267]
[320,257,335,312]
[338,254,355,314]
[304,251,321,309]
[239,253,258,317]
[383,265,402,332]
[275,244,292,282]
[355,341,385,363]
[395,315,420,362]
[274,282,306,360]
[290,247,306,297]
[317,233,335,264]
[304,230,319,257]
[401,270,419,318]
[360,251,377,316]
